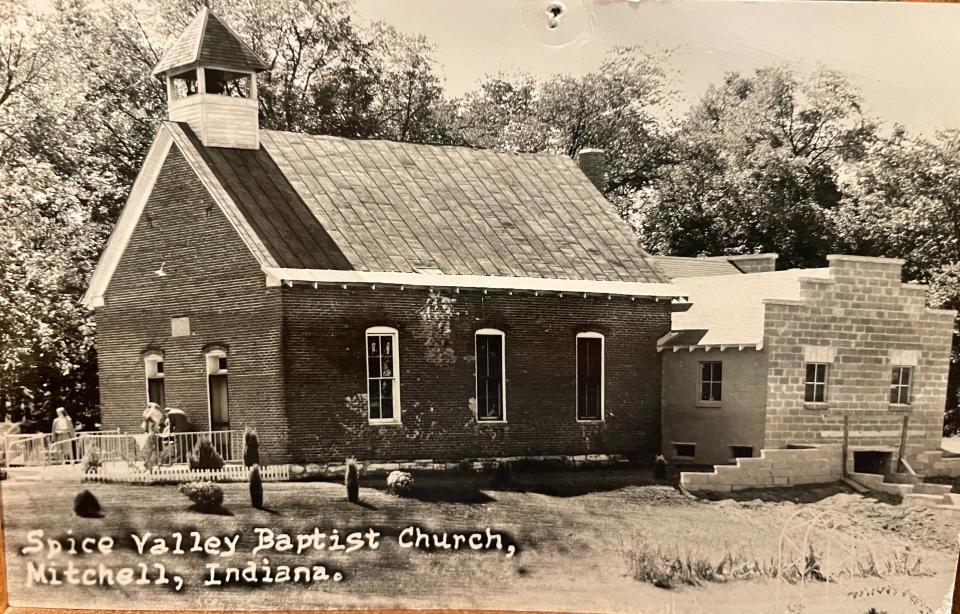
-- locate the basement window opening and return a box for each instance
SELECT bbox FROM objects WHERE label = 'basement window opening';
[673,443,696,460]
[729,445,753,459]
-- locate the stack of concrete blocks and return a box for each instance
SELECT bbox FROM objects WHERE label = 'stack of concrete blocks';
[681,444,843,492]
[915,450,960,477]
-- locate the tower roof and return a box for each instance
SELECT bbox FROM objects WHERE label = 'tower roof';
[152,7,269,76]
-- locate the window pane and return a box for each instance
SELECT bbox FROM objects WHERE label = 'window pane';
[813,384,825,403]
[702,362,712,382]
[381,356,392,377]
[805,383,815,402]
[901,367,911,386]
[368,356,381,378]
[369,338,380,356]
[805,363,816,383]
[382,336,392,356]
[368,379,380,419]
[891,368,901,386]
[711,382,722,401]
[701,382,712,402]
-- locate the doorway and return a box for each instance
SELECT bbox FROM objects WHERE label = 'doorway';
[853,451,892,475]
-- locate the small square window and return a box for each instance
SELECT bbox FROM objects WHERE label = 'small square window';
[218,356,228,371]
[730,445,753,459]
[673,443,696,459]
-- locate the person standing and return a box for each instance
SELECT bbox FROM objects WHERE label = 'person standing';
[51,407,77,463]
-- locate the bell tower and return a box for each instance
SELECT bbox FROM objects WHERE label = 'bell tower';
[153,8,268,149]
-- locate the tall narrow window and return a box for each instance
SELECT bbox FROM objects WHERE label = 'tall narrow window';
[206,350,229,431]
[475,329,506,421]
[805,363,829,403]
[576,332,604,421]
[144,354,165,408]
[366,327,401,423]
[891,367,912,406]
[699,361,722,403]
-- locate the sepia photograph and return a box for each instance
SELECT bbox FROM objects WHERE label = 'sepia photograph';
[1,0,960,612]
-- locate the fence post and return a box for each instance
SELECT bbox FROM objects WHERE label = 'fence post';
[897,415,910,471]
[841,415,849,478]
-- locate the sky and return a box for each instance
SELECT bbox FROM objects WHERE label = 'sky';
[354,0,960,135]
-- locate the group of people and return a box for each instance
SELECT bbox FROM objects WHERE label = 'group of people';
[141,402,191,434]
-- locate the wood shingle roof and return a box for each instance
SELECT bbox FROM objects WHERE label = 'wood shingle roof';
[152,8,269,76]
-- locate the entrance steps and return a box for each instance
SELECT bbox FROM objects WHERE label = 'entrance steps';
[849,471,960,512]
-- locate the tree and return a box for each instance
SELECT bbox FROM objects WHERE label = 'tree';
[447,48,676,212]
[634,67,876,268]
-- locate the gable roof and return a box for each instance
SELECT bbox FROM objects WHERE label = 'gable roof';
[83,123,676,307]
[153,8,269,76]
[654,255,743,279]
[257,130,667,283]
[659,268,831,350]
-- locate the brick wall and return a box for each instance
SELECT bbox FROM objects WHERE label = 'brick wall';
[763,256,956,470]
[281,285,672,463]
[681,444,843,492]
[95,148,290,461]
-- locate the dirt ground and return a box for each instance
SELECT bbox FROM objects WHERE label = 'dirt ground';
[1,466,957,613]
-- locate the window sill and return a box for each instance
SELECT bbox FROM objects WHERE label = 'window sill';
[368,420,402,426]
[888,404,912,411]
[671,456,696,463]
[695,401,722,409]
[477,419,507,425]
[803,402,829,411]
[576,418,604,424]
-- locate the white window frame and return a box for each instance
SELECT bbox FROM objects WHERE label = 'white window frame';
[576,332,605,422]
[697,360,723,406]
[804,362,829,404]
[475,328,507,423]
[890,366,913,407]
[143,353,165,405]
[205,349,228,432]
[365,326,401,424]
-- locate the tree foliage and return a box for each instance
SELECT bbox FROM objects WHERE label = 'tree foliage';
[633,67,876,268]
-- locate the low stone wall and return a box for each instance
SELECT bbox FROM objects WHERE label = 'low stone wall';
[916,450,960,478]
[680,444,843,492]
[290,453,629,479]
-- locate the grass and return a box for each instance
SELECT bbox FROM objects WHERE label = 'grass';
[1,465,955,612]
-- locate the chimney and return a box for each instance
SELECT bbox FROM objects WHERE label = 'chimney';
[726,254,779,274]
[576,148,606,191]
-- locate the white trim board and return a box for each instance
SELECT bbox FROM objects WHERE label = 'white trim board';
[82,123,276,308]
[263,267,686,299]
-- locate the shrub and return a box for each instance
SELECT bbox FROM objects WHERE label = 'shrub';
[189,439,225,470]
[243,427,260,467]
[74,490,103,518]
[387,470,415,497]
[493,462,513,487]
[345,457,360,503]
[250,464,263,509]
[654,454,668,480]
[81,446,102,474]
[180,481,224,512]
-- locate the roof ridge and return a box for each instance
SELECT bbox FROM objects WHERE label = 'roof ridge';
[258,129,571,160]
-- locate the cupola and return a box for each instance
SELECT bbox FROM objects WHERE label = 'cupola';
[152,8,268,149]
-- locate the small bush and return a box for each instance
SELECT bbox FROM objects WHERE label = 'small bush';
[180,481,224,512]
[654,454,668,480]
[492,463,513,487]
[81,446,102,474]
[189,439,225,470]
[243,427,260,467]
[387,470,415,497]
[249,464,263,509]
[345,458,360,503]
[74,490,103,518]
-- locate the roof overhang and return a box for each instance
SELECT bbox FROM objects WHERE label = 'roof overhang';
[656,331,763,352]
[263,268,688,300]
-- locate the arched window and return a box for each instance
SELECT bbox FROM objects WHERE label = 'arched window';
[205,349,229,431]
[576,332,604,421]
[143,353,165,408]
[365,327,401,423]
[475,329,506,422]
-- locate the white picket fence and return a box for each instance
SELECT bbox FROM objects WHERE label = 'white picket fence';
[82,463,290,484]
